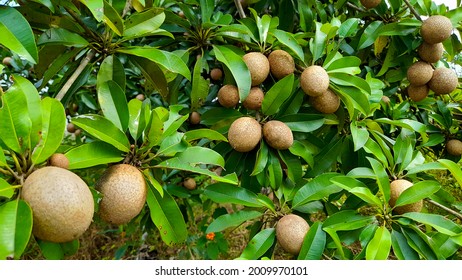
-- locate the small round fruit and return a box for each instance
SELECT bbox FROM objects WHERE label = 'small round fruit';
[389,179,423,215]
[243,52,270,86]
[48,153,70,169]
[418,42,444,63]
[408,84,429,102]
[310,89,340,114]
[407,61,433,86]
[268,50,295,79]
[227,117,262,152]
[263,120,293,150]
[2,56,12,66]
[300,65,330,97]
[243,87,264,110]
[421,15,453,44]
[446,139,462,156]
[96,164,147,225]
[381,95,391,104]
[135,94,145,101]
[210,68,223,81]
[360,0,381,9]
[67,122,76,133]
[189,111,201,125]
[428,67,458,95]
[276,214,310,255]
[218,84,240,108]
[22,166,94,243]
[183,178,197,190]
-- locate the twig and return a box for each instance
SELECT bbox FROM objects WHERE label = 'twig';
[346,2,366,13]
[426,199,462,220]
[63,5,100,41]
[234,0,246,19]
[122,0,132,18]
[403,0,422,21]
[55,50,96,102]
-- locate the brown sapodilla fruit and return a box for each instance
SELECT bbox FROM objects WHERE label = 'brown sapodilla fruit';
[227,117,262,152]
[389,179,423,215]
[446,139,462,156]
[183,178,197,190]
[96,164,147,225]
[243,52,270,86]
[310,89,340,114]
[48,153,70,169]
[243,87,264,110]
[268,50,295,79]
[300,65,330,97]
[276,214,310,255]
[189,111,201,125]
[420,15,453,44]
[408,84,429,102]
[428,67,458,95]
[22,166,94,243]
[218,84,240,108]
[263,120,294,150]
[407,61,433,86]
[418,42,444,63]
[360,0,381,9]
[2,56,12,66]
[210,68,223,81]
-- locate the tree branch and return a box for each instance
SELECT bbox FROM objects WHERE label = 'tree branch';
[403,0,423,21]
[346,2,366,13]
[234,0,246,19]
[63,6,100,41]
[426,199,462,220]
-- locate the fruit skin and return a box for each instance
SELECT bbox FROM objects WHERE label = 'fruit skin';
[48,153,70,169]
[300,65,330,97]
[446,139,462,156]
[227,117,262,152]
[135,94,145,101]
[389,179,423,215]
[268,50,295,79]
[407,61,433,86]
[420,15,453,44]
[428,67,458,95]
[408,84,429,102]
[276,214,310,255]
[96,164,147,225]
[360,0,381,9]
[418,42,443,63]
[189,111,201,125]
[218,84,240,108]
[22,166,94,243]
[243,87,264,110]
[210,68,223,81]
[183,178,197,190]
[243,52,270,86]
[67,122,77,133]
[263,120,294,150]
[310,89,340,114]
[2,56,12,66]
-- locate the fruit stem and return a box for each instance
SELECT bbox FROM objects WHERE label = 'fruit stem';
[426,199,462,220]
[403,0,422,21]
[346,2,366,13]
[234,0,246,19]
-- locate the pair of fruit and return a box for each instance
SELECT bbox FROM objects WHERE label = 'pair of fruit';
[301,65,340,114]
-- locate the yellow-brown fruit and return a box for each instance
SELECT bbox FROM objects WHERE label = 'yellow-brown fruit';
[360,0,381,9]
[227,117,262,152]
[389,179,423,215]
[310,89,340,114]
[268,50,295,79]
[407,61,433,86]
[243,87,264,110]
[263,120,293,150]
[67,122,76,133]
[218,84,240,108]
[135,94,145,101]
[418,42,443,63]
[421,15,453,44]
[446,139,462,156]
[428,67,458,95]
[276,214,310,255]
[48,153,70,169]
[189,111,201,125]
[408,84,429,102]
[243,52,270,86]
[183,178,197,190]
[210,68,223,81]
[22,166,94,243]
[2,56,12,66]
[381,95,391,104]
[96,164,147,225]
[300,65,330,97]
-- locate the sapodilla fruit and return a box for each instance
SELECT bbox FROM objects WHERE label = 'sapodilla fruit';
[263,120,293,150]
[189,111,201,125]
[227,117,262,152]
[22,166,94,243]
[408,84,429,102]
[276,214,310,255]
[218,84,240,108]
[243,87,264,110]
[420,15,453,44]
[389,179,423,215]
[428,67,458,95]
[268,50,295,79]
[360,0,381,9]
[300,65,330,97]
[407,61,433,86]
[48,153,70,169]
[183,178,197,190]
[96,164,147,225]
[210,68,223,81]
[243,52,270,86]
[418,42,443,63]
[310,89,340,114]
[446,139,462,156]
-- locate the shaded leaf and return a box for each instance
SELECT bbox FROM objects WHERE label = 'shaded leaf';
[206,210,263,233]
[204,183,263,208]
[65,141,124,169]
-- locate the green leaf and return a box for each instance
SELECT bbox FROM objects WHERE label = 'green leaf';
[366,226,391,260]
[251,140,269,176]
[240,228,275,260]
[145,109,164,147]
[79,0,104,22]
[129,56,169,101]
[367,157,391,203]
[350,122,369,151]
[31,97,66,164]
[65,141,124,169]
[325,56,361,75]
[184,129,227,142]
[267,150,283,188]
[204,183,263,208]
[0,178,14,199]
[128,99,150,142]
[261,74,294,116]
[212,45,251,101]
[190,56,210,111]
[177,146,225,168]
[277,114,325,133]
[270,30,304,61]
[298,222,326,260]
[401,212,462,236]
[0,199,32,260]
[37,240,64,260]
[293,173,342,208]
[394,180,440,207]
[358,21,383,50]
[306,137,343,177]
[97,55,126,92]
[323,210,375,231]
[97,81,129,132]
[438,159,462,188]
[102,0,124,36]
[0,7,38,63]
[338,18,360,38]
[330,176,383,208]
[206,210,263,233]
[71,114,130,152]
[310,22,327,62]
[146,186,188,245]
[143,170,163,197]
[123,8,165,38]
[37,28,89,47]
[391,229,419,260]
